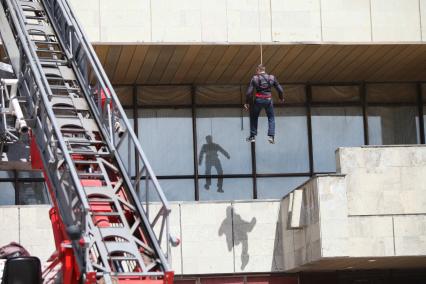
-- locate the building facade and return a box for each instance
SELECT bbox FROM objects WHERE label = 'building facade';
[0,0,425,283]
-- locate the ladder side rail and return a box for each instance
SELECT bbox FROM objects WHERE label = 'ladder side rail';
[0,4,20,77]
[2,0,90,210]
[43,0,173,268]
[7,0,116,276]
[1,0,93,272]
[49,0,171,212]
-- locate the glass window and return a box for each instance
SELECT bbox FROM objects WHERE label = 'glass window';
[6,143,30,162]
[281,85,306,104]
[138,109,194,175]
[139,179,195,202]
[118,110,135,176]
[196,85,243,105]
[115,86,133,107]
[0,171,14,179]
[198,178,252,201]
[368,107,420,145]
[257,177,309,199]
[312,85,360,102]
[312,107,364,172]
[424,106,426,142]
[423,85,426,142]
[256,107,309,174]
[367,83,417,103]
[423,84,426,102]
[17,171,43,179]
[197,109,251,174]
[0,182,15,205]
[17,181,50,205]
[138,86,191,105]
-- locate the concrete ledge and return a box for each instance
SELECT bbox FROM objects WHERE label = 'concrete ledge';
[281,146,426,272]
[337,146,426,215]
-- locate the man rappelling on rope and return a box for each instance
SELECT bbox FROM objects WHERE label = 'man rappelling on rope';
[244,64,284,144]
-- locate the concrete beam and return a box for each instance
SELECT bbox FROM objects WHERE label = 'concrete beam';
[70,0,425,44]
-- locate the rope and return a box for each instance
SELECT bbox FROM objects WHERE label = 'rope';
[257,0,263,65]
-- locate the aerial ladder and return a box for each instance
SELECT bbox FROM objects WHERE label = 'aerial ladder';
[0,0,176,283]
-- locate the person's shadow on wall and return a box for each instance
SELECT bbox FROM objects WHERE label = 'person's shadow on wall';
[199,135,230,193]
[218,206,256,270]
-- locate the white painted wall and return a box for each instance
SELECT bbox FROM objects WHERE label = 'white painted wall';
[70,0,425,43]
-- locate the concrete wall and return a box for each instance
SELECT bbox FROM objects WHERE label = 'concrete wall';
[70,0,425,43]
[337,146,426,215]
[0,201,283,275]
[0,206,55,264]
[179,201,283,274]
[281,146,426,271]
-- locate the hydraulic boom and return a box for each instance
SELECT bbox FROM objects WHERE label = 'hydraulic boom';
[0,0,175,283]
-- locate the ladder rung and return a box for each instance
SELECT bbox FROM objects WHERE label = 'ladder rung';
[33,40,60,45]
[90,212,121,216]
[25,16,47,20]
[28,31,53,36]
[57,113,80,118]
[73,160,99,164]
[39,59,68,64]
[62,130,86,134]
[49,85,80,91]
[52,107,77,113]
[53,106,76,110]
[109,256,138,261]
[88,198,114,203]
[46,77,66,82]
[66,138,103,143]
[77,173,105,178]
[39,61,68,67]
[36,49,63,54]
[68,151,110,157]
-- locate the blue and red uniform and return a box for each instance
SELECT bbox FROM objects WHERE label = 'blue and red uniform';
[245,73,284,138]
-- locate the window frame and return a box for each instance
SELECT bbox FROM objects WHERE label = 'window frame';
[2,82,424,204]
